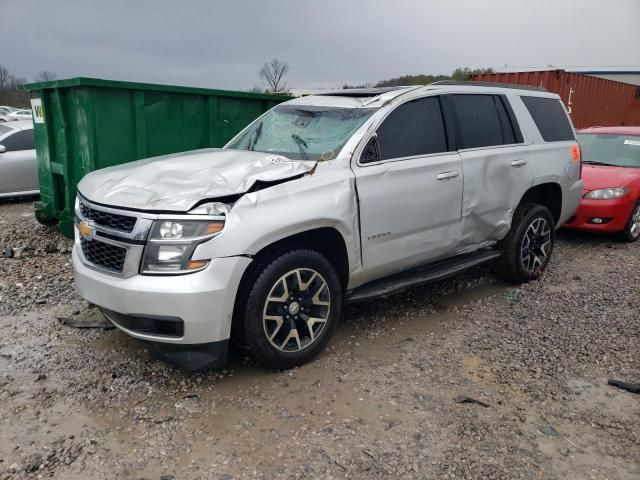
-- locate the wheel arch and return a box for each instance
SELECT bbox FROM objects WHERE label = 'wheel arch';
[230,227,350,346]
[519,182,563,226]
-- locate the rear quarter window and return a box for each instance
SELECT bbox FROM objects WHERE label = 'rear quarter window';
[521,96,575,142]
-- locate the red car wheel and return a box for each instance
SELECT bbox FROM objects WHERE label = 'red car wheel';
[621,201,640,242]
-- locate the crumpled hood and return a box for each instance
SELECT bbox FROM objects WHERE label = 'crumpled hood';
[581,164,640,192]
[78,148,317,211]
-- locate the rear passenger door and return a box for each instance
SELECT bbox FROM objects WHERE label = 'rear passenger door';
[445,94,532,249]
[354,96,463,281]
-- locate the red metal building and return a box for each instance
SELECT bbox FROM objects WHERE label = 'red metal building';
[470,70,640,129]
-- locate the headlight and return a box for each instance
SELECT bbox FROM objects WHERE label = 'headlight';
[188,202,232,216]
[141,219,224,274]
[584,187,629,200]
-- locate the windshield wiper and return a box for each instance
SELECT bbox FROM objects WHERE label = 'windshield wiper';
[582,160,615,166]
[249,122,263,151]
[291,134,309,160]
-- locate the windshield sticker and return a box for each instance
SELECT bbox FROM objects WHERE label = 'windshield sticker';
[624,139,640,146]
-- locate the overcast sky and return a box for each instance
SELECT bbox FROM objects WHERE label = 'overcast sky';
[2,0,639,90]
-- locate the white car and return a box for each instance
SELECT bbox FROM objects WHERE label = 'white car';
[0,121,38,197]
[4,109,33,122]
[0,106,19,122]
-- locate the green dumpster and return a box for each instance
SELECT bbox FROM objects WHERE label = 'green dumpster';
[19,77,292,238]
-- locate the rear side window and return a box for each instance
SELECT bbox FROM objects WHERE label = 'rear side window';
[376,97,448,160]
[449,94,521,149]
[521,96,574,142]
[0,129,34,151]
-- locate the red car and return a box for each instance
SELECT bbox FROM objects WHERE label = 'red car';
[564,126,640,241]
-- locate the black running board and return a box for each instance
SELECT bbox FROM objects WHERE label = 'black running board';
[346,249,501,303]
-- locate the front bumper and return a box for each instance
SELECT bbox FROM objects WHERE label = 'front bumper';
[563,196,635,232]
[72,247,252,345]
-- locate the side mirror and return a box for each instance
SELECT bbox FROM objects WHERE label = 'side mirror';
[0,144,5,154]
[360,134,380,164]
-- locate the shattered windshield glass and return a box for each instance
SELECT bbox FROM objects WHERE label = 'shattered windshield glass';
[225,105,377,161]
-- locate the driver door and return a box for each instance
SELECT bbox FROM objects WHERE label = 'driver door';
[353,96,463,281]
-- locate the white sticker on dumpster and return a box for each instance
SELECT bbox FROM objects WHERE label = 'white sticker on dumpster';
[30,98,45,124]
[624,139,640,146]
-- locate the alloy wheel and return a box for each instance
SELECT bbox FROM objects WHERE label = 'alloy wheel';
[521,217,551,273]
[262,268,331,352]
[629,205,640,238]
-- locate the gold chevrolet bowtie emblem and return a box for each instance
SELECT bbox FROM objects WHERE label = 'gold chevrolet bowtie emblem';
[78,220,95,239]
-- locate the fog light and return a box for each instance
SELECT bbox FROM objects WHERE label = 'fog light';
[591,217,603,224]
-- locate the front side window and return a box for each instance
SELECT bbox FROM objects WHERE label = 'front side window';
[578,133,640,168]
[450,94,517,149]
[225,105,376,161]
[0,129,34,151]
[374,96,448,161]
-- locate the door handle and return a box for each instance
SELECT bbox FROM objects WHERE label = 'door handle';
[510,159,528,167]
[436,171,459,181]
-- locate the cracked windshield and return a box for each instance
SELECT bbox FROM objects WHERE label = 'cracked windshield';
[226,105,377,161]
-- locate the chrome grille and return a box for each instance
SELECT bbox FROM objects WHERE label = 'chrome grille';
[76,196,153,278]
[79,200,136,233]
[80,238,127,273]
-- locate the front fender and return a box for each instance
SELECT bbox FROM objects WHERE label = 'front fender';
[192,166,361,272]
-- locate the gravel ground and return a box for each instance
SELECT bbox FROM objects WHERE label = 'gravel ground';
[0,200,639,480]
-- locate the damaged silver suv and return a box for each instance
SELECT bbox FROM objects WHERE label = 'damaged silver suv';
[73,82,583,370]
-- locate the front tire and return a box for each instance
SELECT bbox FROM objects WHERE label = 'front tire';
[240,249,343,369]
[620,201,640,242]
[494,203,555,283]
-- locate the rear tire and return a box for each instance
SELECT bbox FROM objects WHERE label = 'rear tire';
[239,249,343,370]
[494,203,555,283]
[619,201,640,242]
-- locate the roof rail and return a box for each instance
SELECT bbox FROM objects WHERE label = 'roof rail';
[431,80,547,92]
[315,86,411,98]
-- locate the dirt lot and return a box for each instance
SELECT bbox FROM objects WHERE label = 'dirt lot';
[0,200,639,480]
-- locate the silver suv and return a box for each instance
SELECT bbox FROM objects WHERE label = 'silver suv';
[73,82,583,370]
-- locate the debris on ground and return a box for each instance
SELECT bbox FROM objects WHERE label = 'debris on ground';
[538,424,560,437]
[454,395,490,407]
[608,378,640,394]
[58,311,114,329]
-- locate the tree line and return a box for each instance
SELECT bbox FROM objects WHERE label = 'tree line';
[1,60,495,106]
[343,67,496,89]
[0,65,56,107]
[255,61,496,93]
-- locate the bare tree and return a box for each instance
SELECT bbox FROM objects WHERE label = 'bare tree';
[35,70,57,82]
[0,65,11,95]
[0,65,27,106]
[259,59,289,93]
